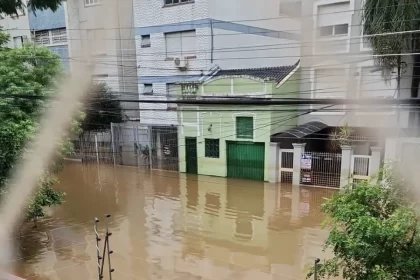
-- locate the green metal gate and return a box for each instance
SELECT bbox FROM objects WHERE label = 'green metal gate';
[185,137,198,174]
[227,141,265,181]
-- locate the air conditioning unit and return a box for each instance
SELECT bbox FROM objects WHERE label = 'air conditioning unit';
[174,56,188,70]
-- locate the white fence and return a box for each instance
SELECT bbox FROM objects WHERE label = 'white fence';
[279,149,293,183]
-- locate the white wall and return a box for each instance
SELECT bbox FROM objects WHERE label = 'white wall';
[0,13,32,49]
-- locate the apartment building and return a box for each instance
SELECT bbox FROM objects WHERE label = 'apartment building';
[29,6,70,71]
[273,0,412,155]
[0,7,31,49]
[134,0,301,171]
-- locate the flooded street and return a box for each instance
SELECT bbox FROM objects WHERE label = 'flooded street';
[6,163,336,280]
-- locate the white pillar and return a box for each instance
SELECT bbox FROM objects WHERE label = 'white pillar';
[369,147,382,184]
[292,143,306,186]
[268,142,280,183]
[94,134,99,164]
[340,145,354,188]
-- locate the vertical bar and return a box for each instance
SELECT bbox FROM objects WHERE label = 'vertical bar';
[148,126,153,169]
[105,214,114,280]
[110,123,116,166]
[95,134,99,164]
[94,218,102,280]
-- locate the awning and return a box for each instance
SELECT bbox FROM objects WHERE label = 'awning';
[271,121,328,140]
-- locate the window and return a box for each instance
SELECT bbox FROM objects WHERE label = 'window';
[141,35,151,48]
[164,0,193,6]
[318,24,348,37]
[236,117,253,139]
[51,28,67,44]
[279,0,301,17]
[165,30,196,58]
[35,28,67,46]
[205,139,219,158]
[317,2,350,38]
[85,0,101,6]
[13,36,23,48]
[359,67,394,98]
[314,68,347,98]
[143,84,153,95]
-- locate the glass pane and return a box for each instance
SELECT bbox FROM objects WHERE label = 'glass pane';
[143,84,153,95]
[318,26,333,37]
[51,28,67,44]
[181,30,196,56]
[334,24,348,35]
[165,32,181,57]
[141,35,151,47]
[35,30,50,45]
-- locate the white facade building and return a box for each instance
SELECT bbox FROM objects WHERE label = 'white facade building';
[134,0,301,126]
[298,0,411,136]
[0,8,32,49]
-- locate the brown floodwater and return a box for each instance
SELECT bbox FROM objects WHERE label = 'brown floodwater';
[5,162,337,280]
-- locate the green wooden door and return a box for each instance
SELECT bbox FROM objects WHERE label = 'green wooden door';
[185,138,198,174]
[227,141,265,181]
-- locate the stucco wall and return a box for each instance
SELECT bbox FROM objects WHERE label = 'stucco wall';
[0,13,31,49]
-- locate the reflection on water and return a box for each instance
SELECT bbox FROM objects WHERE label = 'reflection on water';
[7,163,336,280]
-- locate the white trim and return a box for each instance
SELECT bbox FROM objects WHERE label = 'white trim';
[312,0,355,55]
[202,75,267,85]
[232,113,257,141]
[359,0,372,52]
[276,63,300,88]
[230,78,234,95]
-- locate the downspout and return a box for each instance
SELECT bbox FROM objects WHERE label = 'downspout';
[210,19,214,63]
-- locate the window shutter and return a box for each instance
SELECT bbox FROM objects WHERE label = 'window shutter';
[236,117,253,139]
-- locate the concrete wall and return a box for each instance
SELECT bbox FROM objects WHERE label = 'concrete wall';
[0,11,31,49]
[298,0,411,129]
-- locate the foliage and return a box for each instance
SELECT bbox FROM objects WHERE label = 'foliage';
[81,82,123,132]
[308,173,420,280]
[362,0,420,75]
[0,0,63,16]
[329,124,353,152]
[0,28,72,222]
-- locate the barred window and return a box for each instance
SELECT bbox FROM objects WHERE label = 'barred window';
[236,117,253,139]
[35,30,50,45]
[205,139,219,158]
[51,28,67,44]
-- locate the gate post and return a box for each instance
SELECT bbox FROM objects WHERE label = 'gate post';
[292,143,306,186]
[269,142,280,183]
[340,145,354,188]
[369,147,382,184]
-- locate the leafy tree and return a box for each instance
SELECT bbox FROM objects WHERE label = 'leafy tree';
[362,1,420,101]
[0,28,75,222]
[81,82,123,132]
[0,0,63,16]
[308,171,420,280]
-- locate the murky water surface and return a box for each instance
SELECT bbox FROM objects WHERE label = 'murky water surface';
[6,163,336,280]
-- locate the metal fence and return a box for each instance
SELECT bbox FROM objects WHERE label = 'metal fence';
[301,152,342,188]
[279,149,293,183]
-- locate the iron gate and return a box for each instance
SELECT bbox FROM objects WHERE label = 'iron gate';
[280,149,293,183]
[301,152,342,188]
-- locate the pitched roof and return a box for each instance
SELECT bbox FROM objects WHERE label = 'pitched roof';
[213,60,299,84]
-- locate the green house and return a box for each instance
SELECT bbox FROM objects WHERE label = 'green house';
[178,62,300,181]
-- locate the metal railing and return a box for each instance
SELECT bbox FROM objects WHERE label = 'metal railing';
[94,214,114,280]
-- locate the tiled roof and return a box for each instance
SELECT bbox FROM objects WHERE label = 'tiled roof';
[214,61,299,84]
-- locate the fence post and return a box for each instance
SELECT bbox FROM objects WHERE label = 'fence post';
[314,258,320,280]
[269,142,280,183]
[94,134,99,164]
[292,143,306,186]
[110,123,116,166]
[340,145,354,188]
[369,147,382,184]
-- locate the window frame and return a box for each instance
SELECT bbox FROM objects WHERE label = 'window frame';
[164,30,196,59]
[34,28,67,46]
[204,138,220,158]
[141,35,151,48]
[318,23,349,38]
[236,117,254,140]
[85,0,101,7]
[143,84,153,95]
[163,0,194,7]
